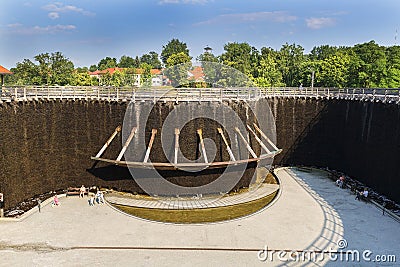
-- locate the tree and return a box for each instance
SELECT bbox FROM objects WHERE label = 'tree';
[252,52,283,87]
[139,63,152,87]
[110,70,124,87]
[119,55,139,68]
[100,71,112,86]
[385,46,400,87]
[76,67,88,73]
[97,57,117,70]
[164,52,192,87]
[89,65,97,72]
[161,39,190,65]
[140,51,161,69]
[34,53,52,84]
[198,50,219,86]
[7,59,41,85]
[220,42,253,75]
[276,43,306,87]
[318,51,351,88]
[351,41,387,87]
[48,52,74,85]
[71,71,92,86]
[33,52,74,85]
[309,45,338,61]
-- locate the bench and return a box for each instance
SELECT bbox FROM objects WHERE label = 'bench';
[66,187,88,197]
[355,190,370,202]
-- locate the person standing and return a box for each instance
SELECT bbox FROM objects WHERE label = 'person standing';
[37,199,42,213]
[79,185,86,198]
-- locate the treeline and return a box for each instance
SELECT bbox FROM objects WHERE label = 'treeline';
[6,39,400,88]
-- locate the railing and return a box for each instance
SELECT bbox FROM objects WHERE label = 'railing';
[1,86,400,103]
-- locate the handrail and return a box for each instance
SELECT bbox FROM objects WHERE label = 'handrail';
[1,86,400,103]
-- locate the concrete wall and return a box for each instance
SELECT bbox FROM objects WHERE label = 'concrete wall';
[0,98,399,208]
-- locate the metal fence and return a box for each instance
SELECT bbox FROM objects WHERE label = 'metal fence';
[1,86,400,103]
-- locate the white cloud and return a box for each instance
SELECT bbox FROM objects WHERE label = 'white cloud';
[306,17,336,29]
[5,24,76,35]
[48,12,60,19]
[7,23,23,28]
[33,24,76,34]
[42,2,95,18]
[159,0,210,4]
[195,11,297,26]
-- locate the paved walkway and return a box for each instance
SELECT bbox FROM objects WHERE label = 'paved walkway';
[0,167,398,266]
[106,183,279,209]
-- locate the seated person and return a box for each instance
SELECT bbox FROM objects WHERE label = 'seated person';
[362,188,369,200]
[336,178,343,188]
[355,188,369,201]
[339,176,345,188]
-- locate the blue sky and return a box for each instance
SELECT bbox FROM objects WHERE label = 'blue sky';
[1,0,399,68]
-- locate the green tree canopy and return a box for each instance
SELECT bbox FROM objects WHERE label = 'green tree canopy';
[165,52,192,87]
[161,39,190,66]
[8,59,41,85]
[220,42,253,76]
[140,51,162,69]
[351,41,387,87]
[118,55,139,68]
[97,57,117,70]
[276,43,305,87]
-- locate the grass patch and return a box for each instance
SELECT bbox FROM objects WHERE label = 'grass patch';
[112,190,278,224]
[265,172,278,184]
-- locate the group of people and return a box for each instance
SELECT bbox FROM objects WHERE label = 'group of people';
[79,184,105,206]
[355,188,369,201]
[37,185,106,212]
[89,190,105,206]
[335,175,369,201]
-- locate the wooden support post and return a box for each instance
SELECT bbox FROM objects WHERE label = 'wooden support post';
[217,128,236,161]
[197,129,208,163]
[174,128,180,165]
[95,126,122,158]
[253,123,279,151]
[116,126,137,161]
[235,127,257,158]
[143,129,157,163]
[246,125,271,153]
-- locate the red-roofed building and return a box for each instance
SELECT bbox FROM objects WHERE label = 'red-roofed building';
[88,68,163,87]
[0,65,13,87]
[188,66,205,82]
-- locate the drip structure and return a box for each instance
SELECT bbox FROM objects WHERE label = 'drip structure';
[91,123,281,171]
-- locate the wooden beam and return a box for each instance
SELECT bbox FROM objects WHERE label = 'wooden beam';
[116,126,137,161]
[91,151,278,170]
[95,126,121,158]
[217,128,236,161]
[235,127,257,158]
[197,129,208,163]
[253,123,279,151]
[143,129,157,163]
[247,125,271,153]
[174,128,180,165]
